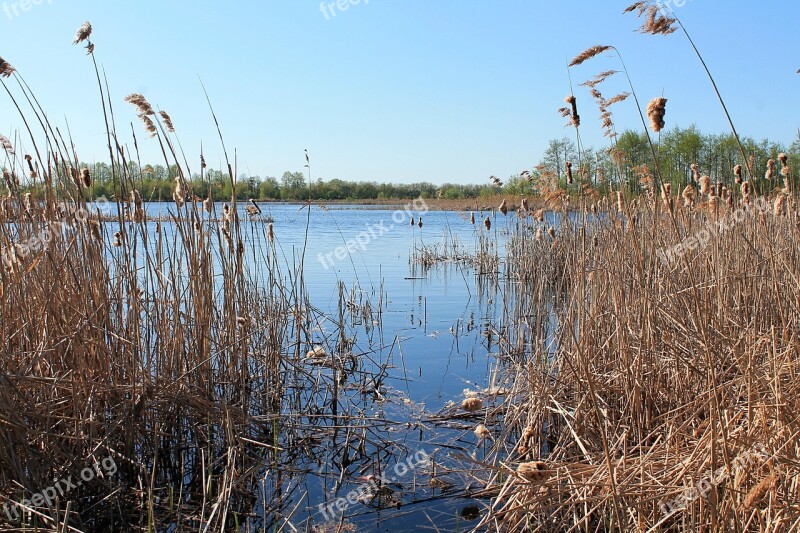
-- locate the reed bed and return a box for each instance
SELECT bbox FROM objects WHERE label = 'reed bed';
[471,194,800,531]
[0,30,449,531]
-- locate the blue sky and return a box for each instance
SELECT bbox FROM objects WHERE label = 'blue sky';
[2,1,798,184]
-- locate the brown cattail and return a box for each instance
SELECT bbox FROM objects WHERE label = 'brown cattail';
[267,222,274,242]
[691,162,700,182]
[112,231,122,247]
[461,397,483,412]
[533,209,545,222]
[173,180,185,208]
[483,216,491,231]
[520,198,528,211]
[23,192,32,212]
[469,211,475,224]
[535,227,543,241]
[474,424,491,440]
[646,97,667,133]
[200,154,207,169]
[774,194,787,217]
[517,461,549,483]
[417,216,423,228]
[778,153,790,177]
[80,168,91,188]
[765,159,775,180]
[709,195,720,216]
[699,175,711,195]
[306,345,325,358]
[499,199,508,216]
[410,217,415,226]
[565,95,580,127]
[734,164,743,184]
[616,191,624,213]
[89,220,101,241]
[203,196,213,213]
[566,161,573,184]
[547,227,556,239]
[742,473,777,510]
[682,184,696,207]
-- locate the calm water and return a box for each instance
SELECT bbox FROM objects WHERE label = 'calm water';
[107,201,525,530]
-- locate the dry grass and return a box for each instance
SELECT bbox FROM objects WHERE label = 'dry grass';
[472,195,800,531]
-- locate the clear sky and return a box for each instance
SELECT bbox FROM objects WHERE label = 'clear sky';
[1,1,798,184]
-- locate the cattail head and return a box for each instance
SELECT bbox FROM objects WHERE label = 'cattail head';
[566,161,573,184]
[173,180,185,208]
[474,424,491,440]
[547,227,556,239]
[616,191,624,213]
[691,163,700,182]
[80,168,91,188]
[535,227,543,241]
[483,216,491,231]
[203,196,213,213]
[533,208,545,222]
[699,175,711,195]
[73,21,92,45]
[267,222,274,242]
[520,198,528,211]
[417,216,423,228]
[499,199,508,216]
[461,397,483,412]
[778,153,788,166]
[774,194,787,216]
[517,461,549,483]
[709,195,720,215]
[565,95,580,127]
[469,211,475,224]
[734,164,743,184]
[646,97,667,133]
[112,231,122,247]
[682,184,696,207]
[765,159,775,180]
[89,220,101,241]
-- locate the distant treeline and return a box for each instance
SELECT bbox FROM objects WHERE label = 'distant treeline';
[9,126,799,201]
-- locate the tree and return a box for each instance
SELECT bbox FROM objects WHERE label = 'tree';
[280,171,307,200]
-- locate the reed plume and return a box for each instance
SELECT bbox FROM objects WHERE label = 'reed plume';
[0,57,14,78]
[0,134,14,154]
[159,111,175,133]
[569,45,612,67]
[73,21,92,45]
